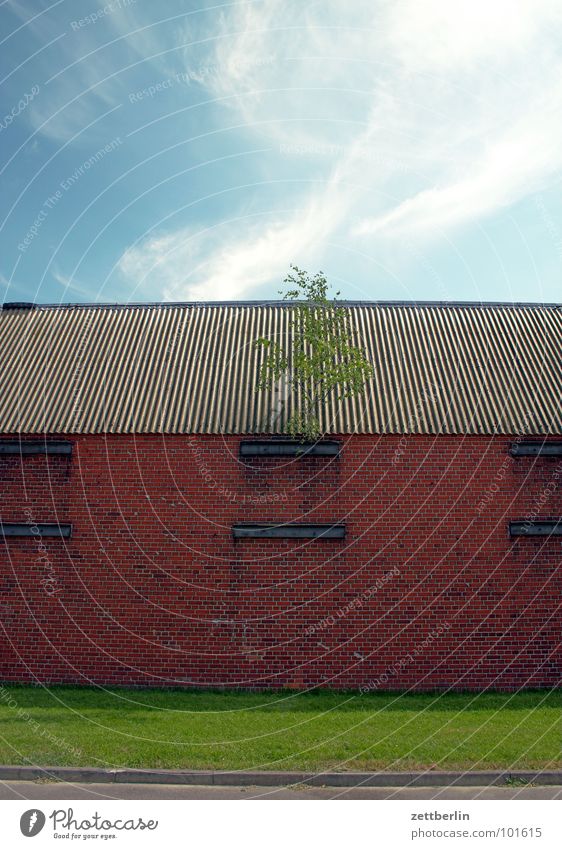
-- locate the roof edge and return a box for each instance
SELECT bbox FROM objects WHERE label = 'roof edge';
[2,299,561,311]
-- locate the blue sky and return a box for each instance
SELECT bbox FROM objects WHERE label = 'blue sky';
[1,0,562,304]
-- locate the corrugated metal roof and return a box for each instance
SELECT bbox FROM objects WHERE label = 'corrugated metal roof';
[0,301,560,435]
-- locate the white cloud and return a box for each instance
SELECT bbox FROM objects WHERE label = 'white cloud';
[385,0,560,70]
[355,87,562,237]
[117,186,345,300]
[110,0,562,296]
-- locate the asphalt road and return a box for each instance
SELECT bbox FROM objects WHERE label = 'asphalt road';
[1,781,560,800]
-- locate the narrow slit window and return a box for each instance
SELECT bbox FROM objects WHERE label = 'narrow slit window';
[1,523,72,538]
[0,440,72,456]
[240,440,340,458]
[233,523,345,539]
[509,520,562,537]
[509,441,562,457]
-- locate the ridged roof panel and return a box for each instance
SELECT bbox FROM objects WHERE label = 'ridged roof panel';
[0,302,560,435]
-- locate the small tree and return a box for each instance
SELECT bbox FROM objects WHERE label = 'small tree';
[255,266,374,440]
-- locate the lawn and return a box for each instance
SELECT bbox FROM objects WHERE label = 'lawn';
[0,686,559,772]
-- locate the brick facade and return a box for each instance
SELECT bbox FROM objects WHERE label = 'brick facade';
[1,434,560,690]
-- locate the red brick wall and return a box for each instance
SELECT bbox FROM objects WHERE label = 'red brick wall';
[1,434,560,690]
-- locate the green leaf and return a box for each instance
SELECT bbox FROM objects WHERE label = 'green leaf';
[253,267,373,437]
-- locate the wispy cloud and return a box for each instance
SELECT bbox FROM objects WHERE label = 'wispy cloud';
[4,0,175,144]
[0,269,29,300]
[117,185,343,301]
[10,0,552,299]
[114,0,562,298]
[50,268,99,301]
[355,85,562,238]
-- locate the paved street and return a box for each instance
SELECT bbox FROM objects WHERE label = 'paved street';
[1,781,560,800]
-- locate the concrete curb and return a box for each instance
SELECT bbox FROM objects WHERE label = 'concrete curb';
[0,766,560,788]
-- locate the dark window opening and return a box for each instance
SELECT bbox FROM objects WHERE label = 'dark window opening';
[0,440,72,456]
[232,523,345,539]
[509,441,562,457]
[1,523,72,538]
[240,440,340,457]
[509,520,562,537]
